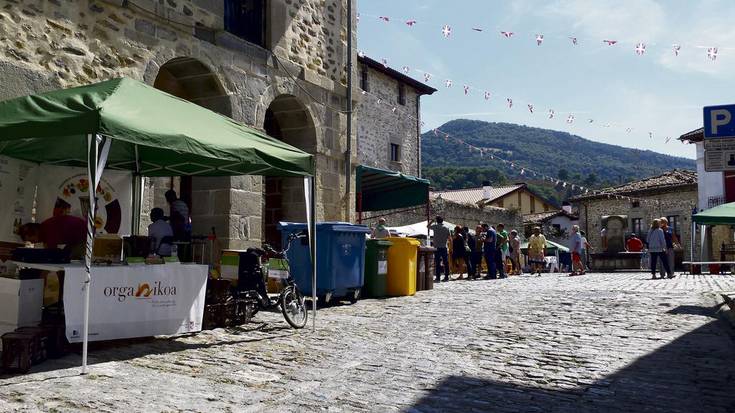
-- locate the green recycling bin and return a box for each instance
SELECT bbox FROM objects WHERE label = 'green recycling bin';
[364,239,392,298]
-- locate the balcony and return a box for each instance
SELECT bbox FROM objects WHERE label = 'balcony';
[708,195,726,209]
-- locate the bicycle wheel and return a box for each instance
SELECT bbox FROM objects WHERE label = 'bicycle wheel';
[280,286,308,329]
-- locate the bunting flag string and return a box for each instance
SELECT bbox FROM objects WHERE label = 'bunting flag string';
[352,87,671,206]
[358,49,680,140]
[359,12,727,62]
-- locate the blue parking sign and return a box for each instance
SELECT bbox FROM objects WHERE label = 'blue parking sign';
[704,105,735,139]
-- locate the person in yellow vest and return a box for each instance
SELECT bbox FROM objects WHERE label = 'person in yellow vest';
[528,226,547,276]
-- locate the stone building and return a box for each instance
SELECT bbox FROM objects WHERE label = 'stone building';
[431,183,555,215]
[570,170,698,260]
[0,0,357,249]
[355,55,436,176]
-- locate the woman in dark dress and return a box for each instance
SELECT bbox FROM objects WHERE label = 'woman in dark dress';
[451,226,467,280]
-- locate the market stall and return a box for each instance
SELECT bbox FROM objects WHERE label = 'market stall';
[0,78,317,373]
[519,239,569,272]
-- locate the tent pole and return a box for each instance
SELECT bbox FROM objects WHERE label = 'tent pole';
[131,145,141,235]
[81,134,110,375]
[357,192,362,224]
[310,175,317,331]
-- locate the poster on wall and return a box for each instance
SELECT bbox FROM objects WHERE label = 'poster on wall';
[0,155,38,243]
[36,165,133,236]
[63,264,208,342]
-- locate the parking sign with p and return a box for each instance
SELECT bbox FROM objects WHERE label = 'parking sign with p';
[704,105,735,139]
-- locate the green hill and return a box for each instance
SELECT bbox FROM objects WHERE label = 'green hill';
[421,119,695,189]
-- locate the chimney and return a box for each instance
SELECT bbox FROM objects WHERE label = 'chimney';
[482,180,493,200]
[562,201,572,214]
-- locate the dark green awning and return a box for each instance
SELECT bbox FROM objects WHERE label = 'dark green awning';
[693,202,735,225]
[0,78,313,177]
[356,165,430,212]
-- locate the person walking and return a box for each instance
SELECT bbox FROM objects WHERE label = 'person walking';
[463,227,478,279]
[496,223,509,279]
[429,216,451,282]
[482,223,497,279]
[471,225,485,279]
[659,217,678,279]
[570,225,585,276]
[528,226,546,276]
[647,219,671,280]
[509,230,522,275]
[580,230,593,271]
[451,226,468,280]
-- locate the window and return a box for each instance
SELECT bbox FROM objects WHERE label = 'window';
[530,197,536,213]
[631,218,643,236]
[360,65,369,92]
[632,201,640,208]
[224,0,266,47]
[390,143,401,162]
[666,215,679,236]
[398,83,406,105]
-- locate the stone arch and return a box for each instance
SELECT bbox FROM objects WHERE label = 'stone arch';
[144,57,234,245]
[263,93,318,246]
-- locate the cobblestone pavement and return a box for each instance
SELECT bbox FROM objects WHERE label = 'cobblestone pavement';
[3,272,735,412]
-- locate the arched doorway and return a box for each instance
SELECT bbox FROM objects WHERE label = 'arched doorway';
[152,57,232,237]
[263,94,317,246]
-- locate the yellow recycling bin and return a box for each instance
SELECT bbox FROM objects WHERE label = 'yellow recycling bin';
[386,237,421,296]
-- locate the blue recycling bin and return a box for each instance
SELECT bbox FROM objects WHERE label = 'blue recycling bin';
[278,222,370,303]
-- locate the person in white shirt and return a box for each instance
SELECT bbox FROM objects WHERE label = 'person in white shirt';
[148,208,174,257]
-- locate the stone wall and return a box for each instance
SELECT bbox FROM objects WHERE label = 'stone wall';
[356,65,420,177]
[362,198,522,235]
[575,189,699,260]
[0,0,356,250]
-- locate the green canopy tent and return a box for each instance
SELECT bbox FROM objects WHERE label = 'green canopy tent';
[519,239,570,254]
[355,165,430,225]
[520,239,569,271]
[0,77,318,374]
[692,202,735,263]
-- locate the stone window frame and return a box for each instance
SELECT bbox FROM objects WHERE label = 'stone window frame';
[224,0,267,48]
[631,217,644,238]
[390,142,401,163]
[360,65,369,92]
[397,83,406,106]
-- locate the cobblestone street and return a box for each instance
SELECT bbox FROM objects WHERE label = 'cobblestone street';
[2,272,735,412]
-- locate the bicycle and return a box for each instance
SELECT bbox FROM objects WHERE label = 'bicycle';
[233,232,308,329]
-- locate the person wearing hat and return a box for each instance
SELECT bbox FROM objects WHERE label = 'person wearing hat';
[371,217,391,239]
[148,207,174,257]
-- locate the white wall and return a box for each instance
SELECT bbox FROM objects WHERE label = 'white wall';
[696,142,724,209]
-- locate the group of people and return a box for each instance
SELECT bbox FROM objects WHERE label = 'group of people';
[428,216,526,282]
[645,217,679,279]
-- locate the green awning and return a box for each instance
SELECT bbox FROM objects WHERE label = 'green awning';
[356,165,430,212]
[520,239,570,253]
[693,202,735,225]
[0,78,313,177]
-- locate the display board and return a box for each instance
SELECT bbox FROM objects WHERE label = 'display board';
[63,264,207,342]
[0,156,38,243]
[36,165,133,236]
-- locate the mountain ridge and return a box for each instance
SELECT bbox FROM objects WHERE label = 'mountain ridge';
[421,119,695,187]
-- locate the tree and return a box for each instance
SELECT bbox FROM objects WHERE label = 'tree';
[583,172,597,187]
[557,168,569,181]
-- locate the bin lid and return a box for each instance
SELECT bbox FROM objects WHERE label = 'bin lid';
[386,236,421,246]
[278,221,371,234]
[367,239,393,247]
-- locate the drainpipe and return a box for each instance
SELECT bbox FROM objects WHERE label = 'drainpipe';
[416,95,421,177]
[344,0,353,217]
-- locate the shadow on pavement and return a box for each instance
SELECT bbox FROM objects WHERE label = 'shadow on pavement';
[408,316,735,412]
[0,323,296,378]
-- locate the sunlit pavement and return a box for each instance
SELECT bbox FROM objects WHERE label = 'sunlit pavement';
[2,272,735,412]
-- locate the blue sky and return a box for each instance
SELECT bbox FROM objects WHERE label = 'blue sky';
[356,0,735,159]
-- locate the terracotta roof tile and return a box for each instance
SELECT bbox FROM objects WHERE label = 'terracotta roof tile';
[430,184,525,206]
[679,127,704,143]
[571,169,697,201]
